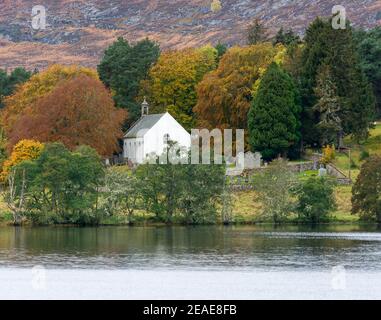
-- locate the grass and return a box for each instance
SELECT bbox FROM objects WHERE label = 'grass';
[332,123,381,179]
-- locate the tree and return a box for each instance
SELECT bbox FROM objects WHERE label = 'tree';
[0,128,7,169]
[355,27,381,116]
[273,28,301,47]
[98,37,160,125]
[1,139,44,181]
[103,166,141,224]
[300,18,376,145]
[141,46,217,129]
[1,65,97,134]
[254,158,297,223]
[248,63,301,160]
[1,166,27,225]
[179,160,225,224]
[0,67,32,108]
[136,148,225,224]
[215,42,227,62]
[295,177,336,223]
[247,19,268,45]
[6,75,127,156]
[15,143,105,225]
[313,65,343,146]
[352,156,381,222]
[194,43,285,133]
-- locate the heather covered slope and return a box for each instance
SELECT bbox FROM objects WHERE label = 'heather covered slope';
[0,0,380,70]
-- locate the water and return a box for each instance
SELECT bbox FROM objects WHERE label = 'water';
[1,225,381,299]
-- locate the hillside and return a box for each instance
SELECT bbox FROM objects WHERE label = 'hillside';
[0,0,380,70]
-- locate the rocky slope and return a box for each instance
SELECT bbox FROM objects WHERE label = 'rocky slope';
[0,0,380,70]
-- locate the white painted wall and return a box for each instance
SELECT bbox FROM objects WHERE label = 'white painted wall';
[123,137,144,163]
[143,113,191,160]
[123,113,191,164]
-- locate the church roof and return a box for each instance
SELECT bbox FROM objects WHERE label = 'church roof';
[124,113,166,138]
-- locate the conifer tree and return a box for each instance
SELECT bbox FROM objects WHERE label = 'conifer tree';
[98,38,160,125]
[248,63,301,160]
[300,18,376,145]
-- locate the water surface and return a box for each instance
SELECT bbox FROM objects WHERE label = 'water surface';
[0,225,380,271]
[1,225,381,299]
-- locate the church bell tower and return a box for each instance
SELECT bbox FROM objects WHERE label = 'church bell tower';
[141,97,149,116]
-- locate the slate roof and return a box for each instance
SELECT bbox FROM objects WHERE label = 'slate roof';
[124,113,166,138]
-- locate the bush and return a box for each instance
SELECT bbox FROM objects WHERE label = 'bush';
[295,177,337,223]
[254,158,298,223]
[320,145,335,165]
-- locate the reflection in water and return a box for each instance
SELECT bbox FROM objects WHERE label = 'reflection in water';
[0,225,381,270]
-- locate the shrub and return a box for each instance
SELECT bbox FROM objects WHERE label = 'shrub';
[295,177,336,223]
[320,145,336,165]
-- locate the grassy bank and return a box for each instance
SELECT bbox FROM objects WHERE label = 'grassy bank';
[231,184,357,224]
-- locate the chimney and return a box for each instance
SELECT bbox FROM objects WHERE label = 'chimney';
[141,97,149,116]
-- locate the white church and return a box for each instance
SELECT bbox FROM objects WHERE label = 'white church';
[123,99,191,164]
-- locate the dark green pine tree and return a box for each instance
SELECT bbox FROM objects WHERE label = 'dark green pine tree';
[247,19,268,45]
[97,37,160,125]
[0,67,32,108]
[354,27,381,117]
[300,18,376,145]
[273,27,301,47]
[313,64,343,146]
[248,63,301,160]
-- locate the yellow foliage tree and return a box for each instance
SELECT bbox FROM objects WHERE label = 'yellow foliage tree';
[194,43,286,132]
[320,145,336,165]
[1,65,98,135]
[252,44,287,98]
[140,46,217,129]
[1,139,44,181]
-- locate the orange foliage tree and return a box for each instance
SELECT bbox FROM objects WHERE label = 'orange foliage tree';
[194,43,285,131]
[1,65,98,134]
[6,75,127,156]
[1,139,44,181]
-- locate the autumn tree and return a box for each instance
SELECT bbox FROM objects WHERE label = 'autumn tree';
[352,156,381,222]
[194,43,285,132]
[1,65,98,134]
[248,63,301,160]
[141,46,217,129]
[1,139,44,181]
[7,75,127,156]
[98,37,160,124]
